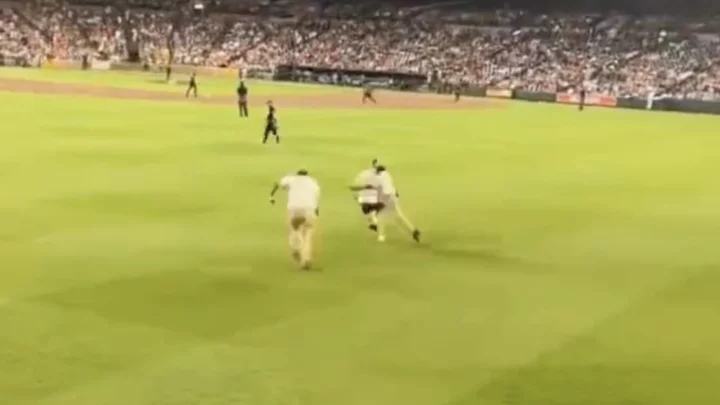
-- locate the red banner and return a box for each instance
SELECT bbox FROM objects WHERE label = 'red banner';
[556,93,617,107]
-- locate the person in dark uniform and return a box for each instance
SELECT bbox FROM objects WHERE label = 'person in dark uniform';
[362,86,376,104]
[165,65,172,82]
[262,100,279,144]
[185,71,198,98]
[453,86,461,102]
[578,83,587,111]
[237,81,248,117]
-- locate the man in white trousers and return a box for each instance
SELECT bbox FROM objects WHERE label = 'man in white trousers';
[269,169,321,270]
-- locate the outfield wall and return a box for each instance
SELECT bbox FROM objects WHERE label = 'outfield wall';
[6,57,719,116]
[107,61,275,81]
[497,89,720,115]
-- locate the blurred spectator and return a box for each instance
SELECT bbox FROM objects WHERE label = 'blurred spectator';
[1,1,719,100]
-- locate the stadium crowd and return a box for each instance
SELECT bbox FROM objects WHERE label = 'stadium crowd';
[1,0,719,100]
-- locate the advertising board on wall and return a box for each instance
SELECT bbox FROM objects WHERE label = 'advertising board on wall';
[91,60,111,70]
[43,59,82,70]
[556,93,617,107]
[485,88,513,98]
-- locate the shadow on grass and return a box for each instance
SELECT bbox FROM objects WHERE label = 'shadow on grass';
[424,244,512,262]
[32,266,351,339]
[383,233,543,273]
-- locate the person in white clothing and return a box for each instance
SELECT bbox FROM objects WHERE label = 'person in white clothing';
[354,162,421,243]
[269,169,320,269]
[349,159,383,233]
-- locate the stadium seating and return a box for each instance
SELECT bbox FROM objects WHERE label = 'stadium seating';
[1,0,718,99]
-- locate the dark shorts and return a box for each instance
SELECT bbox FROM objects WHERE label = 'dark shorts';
[360,202,385,215]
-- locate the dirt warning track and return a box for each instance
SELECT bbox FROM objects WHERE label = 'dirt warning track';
[0,77,499,110]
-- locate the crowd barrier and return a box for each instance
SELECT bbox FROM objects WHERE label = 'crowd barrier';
[91,60,111,70]
[8,60,719,115]
[465,86,486,98]
[107,61,239,78]
[485,87,720,116]
[274,64,426,91]
[42,59,82,70]
[485,88,512,99]
[513,90,556,103]
[616,96,647,110]
[271,66,720,115]
[556,92,617,107]
[0,54,33,67]
[654,98,720,115]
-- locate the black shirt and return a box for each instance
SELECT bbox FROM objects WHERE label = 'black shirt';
[267,105,276,125]
[237,85,247,99]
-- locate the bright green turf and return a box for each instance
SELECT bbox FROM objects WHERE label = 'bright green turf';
[1,72,719,405]
[0,67,353,95]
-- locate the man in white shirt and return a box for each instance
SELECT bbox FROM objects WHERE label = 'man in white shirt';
[355,162,421,243]
[349,159,383,233]
[269,169,320,269]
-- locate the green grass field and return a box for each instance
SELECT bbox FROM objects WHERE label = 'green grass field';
[1,69,719,405]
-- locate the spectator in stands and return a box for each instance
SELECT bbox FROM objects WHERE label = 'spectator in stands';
[1,1,719,101]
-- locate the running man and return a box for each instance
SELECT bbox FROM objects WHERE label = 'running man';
[362,86,377,104]
[355,163,421,243]
[269,169,320,269]
[349,159,383,235]
[185,71,198,98]
[262,100,279,144]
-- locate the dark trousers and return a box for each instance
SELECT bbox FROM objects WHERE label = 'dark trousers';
[362,94,376,104]
[238,101,248,117]
[185,83,197,98]
[578,92,586,111]
[262,123,279,143]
